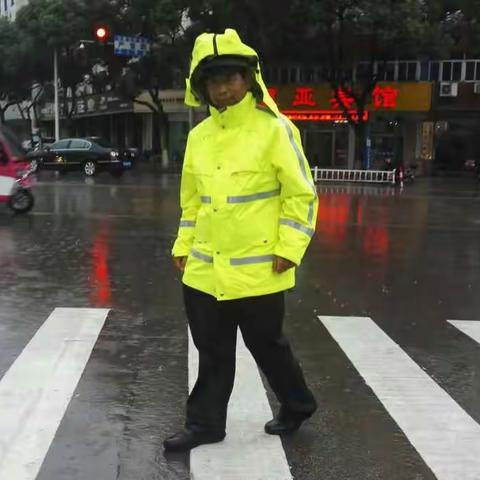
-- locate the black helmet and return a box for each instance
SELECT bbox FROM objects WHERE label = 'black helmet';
[190,54,259,104]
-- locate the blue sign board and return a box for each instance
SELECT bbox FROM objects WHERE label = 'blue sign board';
[114,35,152,57]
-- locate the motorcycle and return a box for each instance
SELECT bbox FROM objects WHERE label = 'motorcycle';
[0,127,36,214]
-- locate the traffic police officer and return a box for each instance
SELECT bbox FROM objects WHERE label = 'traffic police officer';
[164,29,318,452]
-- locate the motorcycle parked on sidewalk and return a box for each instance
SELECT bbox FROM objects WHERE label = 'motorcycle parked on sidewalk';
[0,127,36,214]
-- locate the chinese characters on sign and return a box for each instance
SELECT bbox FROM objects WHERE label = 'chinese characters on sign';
[268,85,401,122]
[372,86,399,109]
[292,87,316,106]
[330,88,356,110]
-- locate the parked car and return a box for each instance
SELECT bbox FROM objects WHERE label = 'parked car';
[86,137,139,163]
[28,137,134,177]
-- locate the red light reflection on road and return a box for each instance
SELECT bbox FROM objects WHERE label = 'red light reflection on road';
[357,200,389,259]
[363,226,389,258]
[316,195,350,247]
[317,195,390,260]
[89,228,112,307]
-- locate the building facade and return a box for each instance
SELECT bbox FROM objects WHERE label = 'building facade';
[6,57,480,174]
[0,0,29,19]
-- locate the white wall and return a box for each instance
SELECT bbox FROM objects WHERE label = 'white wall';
[1,0,30,19]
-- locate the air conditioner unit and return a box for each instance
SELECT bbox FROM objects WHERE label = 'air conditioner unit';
[439,82,458,97]
[473,82,480,94]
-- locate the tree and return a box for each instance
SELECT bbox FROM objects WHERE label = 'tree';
[15,0,101,134]
[0,17,50,129]
[291,0,437,167]
[114,0,192,165]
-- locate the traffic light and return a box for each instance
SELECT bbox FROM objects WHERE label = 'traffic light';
[95,25,109,43]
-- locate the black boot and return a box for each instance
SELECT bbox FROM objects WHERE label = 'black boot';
[265,409,316,435]
[163,429,225,451]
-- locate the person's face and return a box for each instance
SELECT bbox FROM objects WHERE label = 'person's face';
[205,71,251,109]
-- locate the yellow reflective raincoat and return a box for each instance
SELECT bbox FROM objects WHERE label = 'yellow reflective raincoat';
[172,29,318,301]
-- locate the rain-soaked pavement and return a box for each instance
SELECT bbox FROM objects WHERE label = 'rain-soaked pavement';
[1,168,480,480]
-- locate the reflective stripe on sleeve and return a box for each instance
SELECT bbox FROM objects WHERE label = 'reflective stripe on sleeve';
[280,218,315,237]
[180,220,196,228]
[278,117,317,225]
[191,249,214,263]
[200,196,212,204]
[308,203,315,224]
[227,188,281,204]
[230,255,274,266]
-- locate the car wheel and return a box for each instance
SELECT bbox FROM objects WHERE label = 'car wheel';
[8,189,34,214]
[84,160,97,176]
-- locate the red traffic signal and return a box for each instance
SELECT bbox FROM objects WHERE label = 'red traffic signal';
[95,26,109,42]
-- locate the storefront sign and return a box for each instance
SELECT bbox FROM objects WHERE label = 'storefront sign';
[269,82,432,122]
[74,94,132,117]
[282,110,369,122]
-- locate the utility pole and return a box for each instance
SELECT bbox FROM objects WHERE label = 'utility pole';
[54,48,60,141]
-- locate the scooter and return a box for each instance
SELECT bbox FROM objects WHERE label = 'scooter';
[0,127,36,214]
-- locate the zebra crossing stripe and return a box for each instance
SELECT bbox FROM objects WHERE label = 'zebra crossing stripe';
[448,320,480,344]
[188,328,293,480]
[0,308,109,480]
[319,316,480,480]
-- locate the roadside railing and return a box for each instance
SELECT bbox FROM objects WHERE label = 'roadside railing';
[312,167,396,185]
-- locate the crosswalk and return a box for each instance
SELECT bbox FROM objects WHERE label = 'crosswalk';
[319,316,480,480]
[0,310,479,479]
[0,308,109,480]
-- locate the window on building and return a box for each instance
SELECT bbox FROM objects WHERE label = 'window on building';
[289,67,298,83]
[430,62,440,81]
[398,62,418,81]
[441,61,462,81]
[442,62,452,81]
[280,67,289,84]
[379,62,395,81]
[466,61,476,81]
[453,62,462,80]
[407,62,417,80]
[300,67,315,83]
[356,62,372,80]
[420,62,429,80]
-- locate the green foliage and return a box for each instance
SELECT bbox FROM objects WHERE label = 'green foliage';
[16,0,87,49]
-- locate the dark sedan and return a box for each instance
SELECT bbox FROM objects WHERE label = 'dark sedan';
[28,138,134,177]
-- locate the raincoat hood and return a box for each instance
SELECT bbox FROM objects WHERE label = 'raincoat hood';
[185,29,279,117]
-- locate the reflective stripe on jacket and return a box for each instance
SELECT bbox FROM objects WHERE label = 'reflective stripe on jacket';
[172,93,318,300]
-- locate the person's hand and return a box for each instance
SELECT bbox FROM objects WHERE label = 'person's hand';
[173,256,187,272]
[272,256,296,274]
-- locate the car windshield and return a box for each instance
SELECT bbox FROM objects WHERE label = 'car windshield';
[1,126,25,158]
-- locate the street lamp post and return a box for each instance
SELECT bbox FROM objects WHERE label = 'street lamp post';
[54,48,60,141]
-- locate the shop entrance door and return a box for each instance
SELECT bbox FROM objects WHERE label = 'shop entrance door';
[305,130,334,167]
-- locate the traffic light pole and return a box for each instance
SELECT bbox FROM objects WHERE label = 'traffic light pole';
[54,48,60,142]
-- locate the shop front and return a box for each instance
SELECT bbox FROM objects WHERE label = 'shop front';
[269,82,433,170]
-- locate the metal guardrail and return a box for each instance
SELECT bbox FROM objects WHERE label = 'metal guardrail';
[312,167,396,185]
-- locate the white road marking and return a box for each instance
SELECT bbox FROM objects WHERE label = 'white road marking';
[189,329,292,480]
[448,320,480,344]
[319,316,480,480]
[0,308,109,480]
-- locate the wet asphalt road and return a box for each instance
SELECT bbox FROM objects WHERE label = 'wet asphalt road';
[1,169,480,480]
